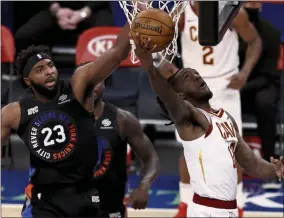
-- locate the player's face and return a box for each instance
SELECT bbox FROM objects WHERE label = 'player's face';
[26,59,59,98]
[172,68,213,101]
[93,81,105,102]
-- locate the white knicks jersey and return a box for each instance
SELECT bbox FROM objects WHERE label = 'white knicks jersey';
[179,108,238,201]
[180,3,239,78]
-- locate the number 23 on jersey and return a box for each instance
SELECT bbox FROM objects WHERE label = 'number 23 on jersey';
[189,26,214,65]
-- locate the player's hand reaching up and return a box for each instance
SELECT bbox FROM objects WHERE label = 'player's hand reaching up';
[127,186,149,210]
[130,32,156,70]
[270,156,284,180]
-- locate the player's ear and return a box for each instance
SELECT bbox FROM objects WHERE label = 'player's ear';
[24,78,31,86]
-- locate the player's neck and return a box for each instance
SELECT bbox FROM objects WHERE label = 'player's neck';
[33,89,58,102]
[195,101,211,111]
[94,100,105,120]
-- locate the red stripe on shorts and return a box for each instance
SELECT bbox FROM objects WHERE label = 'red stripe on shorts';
[193,193,237,209]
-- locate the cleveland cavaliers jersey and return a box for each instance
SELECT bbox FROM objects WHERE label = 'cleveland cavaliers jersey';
[178,108,238,201]
[17,81,98,185]
[180,3,239,79]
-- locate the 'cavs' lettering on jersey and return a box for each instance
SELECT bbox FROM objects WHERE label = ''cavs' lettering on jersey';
[216,121,236,140]
[28,110,78,162]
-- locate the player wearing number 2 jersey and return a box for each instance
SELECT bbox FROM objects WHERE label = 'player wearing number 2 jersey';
[174,2,262,217]
[1,23,131,217]
[130,36,283,217]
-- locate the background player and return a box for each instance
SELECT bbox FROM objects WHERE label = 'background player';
[131,34,284,217]
[88,80,159,217]
[22,79,160,218]
[165,2,262,216]
[1,23,131,217]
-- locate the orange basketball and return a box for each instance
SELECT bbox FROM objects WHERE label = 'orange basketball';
[131,8,174,53]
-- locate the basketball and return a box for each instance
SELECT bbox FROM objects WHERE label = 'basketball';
[131,8,174,53]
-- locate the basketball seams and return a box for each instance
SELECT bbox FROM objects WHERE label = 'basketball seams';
[130,29,174,37]
[130,8,175,52]
[132,16,175,30]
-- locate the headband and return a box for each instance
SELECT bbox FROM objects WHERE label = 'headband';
[23,53,52,78]
[167,69,182,83]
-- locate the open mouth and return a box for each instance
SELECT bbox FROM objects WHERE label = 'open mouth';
[198,81,206,89]
[45,77,56,88]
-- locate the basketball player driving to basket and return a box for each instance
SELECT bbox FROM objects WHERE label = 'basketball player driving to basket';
[174,2,262,217]
[130,33,284,217]
[1,23,132,218]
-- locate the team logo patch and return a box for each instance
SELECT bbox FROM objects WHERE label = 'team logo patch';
[28,110,78,162]
[93,136,113,178]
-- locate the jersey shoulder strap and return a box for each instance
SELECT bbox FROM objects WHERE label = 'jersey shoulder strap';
[60,79,72,94]
[17,96,38,132]
[104,103,118,114]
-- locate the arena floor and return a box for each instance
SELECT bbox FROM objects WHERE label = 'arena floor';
[1,204,283,217]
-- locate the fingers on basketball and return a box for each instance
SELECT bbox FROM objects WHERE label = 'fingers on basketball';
[132,32,157,52]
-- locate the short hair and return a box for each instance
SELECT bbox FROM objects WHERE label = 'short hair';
[15,45,52,76]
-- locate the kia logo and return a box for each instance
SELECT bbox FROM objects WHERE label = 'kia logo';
[87,35,117,57]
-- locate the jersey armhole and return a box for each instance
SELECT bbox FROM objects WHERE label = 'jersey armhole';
[61,79,72,94]
[197,108,213,138]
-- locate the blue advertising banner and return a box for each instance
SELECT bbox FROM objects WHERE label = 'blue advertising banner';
[2,170,283,214]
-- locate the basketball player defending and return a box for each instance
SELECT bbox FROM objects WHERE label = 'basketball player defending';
[89,81,159,217]
[131,34,284,217]
[22,79,160,218]
[174,3,262,217]
[1,23,132,217]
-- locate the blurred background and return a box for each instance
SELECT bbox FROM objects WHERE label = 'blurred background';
[1,1,284,217]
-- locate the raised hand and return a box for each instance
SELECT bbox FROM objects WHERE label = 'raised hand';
[270,156,284,180]
[130,32,157,69]
[56,8,76,30]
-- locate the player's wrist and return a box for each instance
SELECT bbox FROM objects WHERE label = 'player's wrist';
[239,68,250,78]
[137,181,150,190]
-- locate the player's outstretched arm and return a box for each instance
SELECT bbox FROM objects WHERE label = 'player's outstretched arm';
[1,103,21,145]
[131,34,194,125]
[227,112,282,180]
[70,23,131,104]
[117,109,160,209]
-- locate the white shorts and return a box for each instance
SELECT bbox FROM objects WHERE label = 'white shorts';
[187,201,238,218]
[176,74,242,142]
